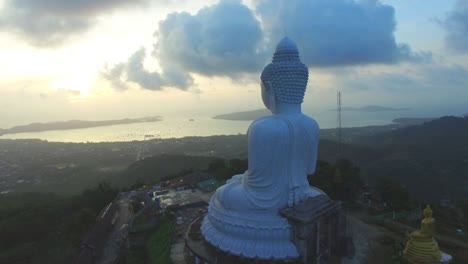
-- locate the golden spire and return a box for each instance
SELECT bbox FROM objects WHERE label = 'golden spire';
[403,205,442,263]
[423,205,432,218]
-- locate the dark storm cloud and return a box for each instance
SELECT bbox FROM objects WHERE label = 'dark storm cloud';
[255,0,430,66]
[7,0,148,15]
[101,48,193,91]
[442,0,468,53]
[155,0,266,77]
[104,0,265,91]
[104,0,430,91]
[0,0,149,47]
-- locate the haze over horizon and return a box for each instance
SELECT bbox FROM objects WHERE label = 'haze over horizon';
[1,0,467,128]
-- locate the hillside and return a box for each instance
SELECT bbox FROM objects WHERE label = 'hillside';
[117,154,219,186]
[2,116,467,203]
[356,116,468,202]
[357,116,468,147]
[337,105,411,112]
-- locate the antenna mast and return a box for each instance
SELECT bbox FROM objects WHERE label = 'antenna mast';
[337,91,342,155]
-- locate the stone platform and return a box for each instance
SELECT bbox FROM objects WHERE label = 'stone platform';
[185,215,301,264]
[280,194,348,264]
[185,194,350,264]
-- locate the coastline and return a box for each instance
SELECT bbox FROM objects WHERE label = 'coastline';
[0,111,452,143]
[0,117,430,144]
[0,116,162,136]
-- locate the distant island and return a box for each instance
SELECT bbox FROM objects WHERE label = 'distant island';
[213,109,270,121]
[213,105,411,121]
[333,105,411,112]
[0,116,162,136]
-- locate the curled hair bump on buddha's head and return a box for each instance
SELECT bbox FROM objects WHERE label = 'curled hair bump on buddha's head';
[260,37,309,104]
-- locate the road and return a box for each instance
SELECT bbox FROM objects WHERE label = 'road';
[96,195,133,264]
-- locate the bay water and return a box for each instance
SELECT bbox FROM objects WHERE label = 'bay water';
[0,106,465,143]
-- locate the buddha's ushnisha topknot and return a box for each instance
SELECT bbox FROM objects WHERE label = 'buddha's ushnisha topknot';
[261,37,309,104]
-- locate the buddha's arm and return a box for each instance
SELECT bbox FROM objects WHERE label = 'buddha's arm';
[307,143,318,174]
[307,120,320,175]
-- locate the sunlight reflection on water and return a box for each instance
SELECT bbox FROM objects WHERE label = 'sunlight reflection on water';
[0,107,464,143]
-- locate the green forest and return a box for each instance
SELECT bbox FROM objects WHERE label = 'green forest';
[1,116,468,263]
[0,183,117,264]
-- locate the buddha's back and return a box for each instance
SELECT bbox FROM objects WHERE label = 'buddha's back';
[244,113,319,209]
[201,37,322,260]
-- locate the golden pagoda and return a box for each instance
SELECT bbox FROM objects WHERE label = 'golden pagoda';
[403,205,443,264]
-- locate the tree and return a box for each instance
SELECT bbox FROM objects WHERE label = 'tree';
[375,176,410,211]
[308,159,363,202]
[228,159,248,175]
[205,159,231,181]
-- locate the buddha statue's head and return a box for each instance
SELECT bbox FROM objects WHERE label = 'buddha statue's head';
[260,37,309,111]
[423,205,433,218]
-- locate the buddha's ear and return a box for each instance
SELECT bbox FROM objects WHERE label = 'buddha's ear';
[268,83,277,114]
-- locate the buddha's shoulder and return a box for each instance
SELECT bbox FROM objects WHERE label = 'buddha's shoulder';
[251,116,286,127]
[300,115,320,131]
[250,114,318,131]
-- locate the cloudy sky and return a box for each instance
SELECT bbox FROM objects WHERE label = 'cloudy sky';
[0,0,467,127]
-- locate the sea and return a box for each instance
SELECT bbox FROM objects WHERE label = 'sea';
[0,106,466,143]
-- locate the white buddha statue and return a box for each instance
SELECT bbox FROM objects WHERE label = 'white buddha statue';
[201,37,323,260]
